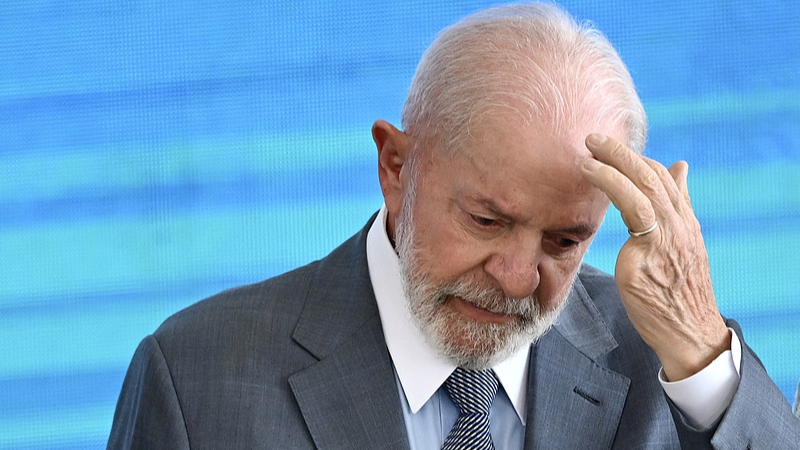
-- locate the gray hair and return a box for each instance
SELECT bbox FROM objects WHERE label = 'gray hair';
[400,2,647,156]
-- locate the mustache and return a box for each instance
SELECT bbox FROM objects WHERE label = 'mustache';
[434,280,541,320]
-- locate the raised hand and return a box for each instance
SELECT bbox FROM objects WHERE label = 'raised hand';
[580,133,730,381]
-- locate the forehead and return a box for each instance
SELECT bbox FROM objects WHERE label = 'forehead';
[420,112,615,222]
[455,110,618,174]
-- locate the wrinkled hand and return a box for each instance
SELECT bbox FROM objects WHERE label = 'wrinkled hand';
[581,133,729,381]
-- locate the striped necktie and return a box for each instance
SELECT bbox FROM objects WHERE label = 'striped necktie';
[442,367,499,450]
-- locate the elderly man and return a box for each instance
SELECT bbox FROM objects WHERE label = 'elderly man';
[108,3,800,449]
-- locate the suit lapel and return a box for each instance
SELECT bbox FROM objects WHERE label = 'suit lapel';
[288,216,410,450]
[524,273,631,449]
[289,313,409,450]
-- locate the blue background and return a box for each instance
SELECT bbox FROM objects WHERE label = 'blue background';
[1,1,798,448]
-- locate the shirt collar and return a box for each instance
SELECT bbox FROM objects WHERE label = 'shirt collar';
[366,205,531,424]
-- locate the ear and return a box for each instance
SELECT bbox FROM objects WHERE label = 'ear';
[372,120,410,228]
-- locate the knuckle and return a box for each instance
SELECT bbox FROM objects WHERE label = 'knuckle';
[640,169,662,190]
[609,140,630,159]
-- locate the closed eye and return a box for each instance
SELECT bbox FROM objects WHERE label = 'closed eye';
[470,214,499,228]
[544,235,581,253]
[556,237,579,248]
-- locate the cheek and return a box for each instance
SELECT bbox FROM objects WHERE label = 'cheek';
[411,212,488,283]
[536,258,582,308]
[418,232,487,283]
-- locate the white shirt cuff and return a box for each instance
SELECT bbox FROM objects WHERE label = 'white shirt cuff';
[659,328,742,429]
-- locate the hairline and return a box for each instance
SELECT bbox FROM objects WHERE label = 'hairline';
[400,3,647,161]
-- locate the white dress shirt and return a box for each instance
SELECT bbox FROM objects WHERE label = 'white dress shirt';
[365,205,740,445]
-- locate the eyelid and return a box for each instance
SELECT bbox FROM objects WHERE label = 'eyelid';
[543,233,580,246]
[470,213,499,227]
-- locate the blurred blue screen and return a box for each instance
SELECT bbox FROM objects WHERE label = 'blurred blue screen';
[1,1,798,448]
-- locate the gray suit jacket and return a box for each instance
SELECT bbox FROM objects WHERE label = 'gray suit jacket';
[795,381,800,419]
[108,216,800,449]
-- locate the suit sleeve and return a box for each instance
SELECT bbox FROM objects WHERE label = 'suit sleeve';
[107,335,191,450]
[669,321,800,449]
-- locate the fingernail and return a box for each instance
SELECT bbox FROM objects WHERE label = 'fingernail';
[587,133,606,146]
[582,158,602,171]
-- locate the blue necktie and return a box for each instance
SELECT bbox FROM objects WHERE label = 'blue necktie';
[442,367,499,450]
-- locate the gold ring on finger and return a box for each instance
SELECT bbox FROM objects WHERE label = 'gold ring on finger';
[628,222,658,237]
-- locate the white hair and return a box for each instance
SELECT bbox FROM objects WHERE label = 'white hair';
[401,2,647,156]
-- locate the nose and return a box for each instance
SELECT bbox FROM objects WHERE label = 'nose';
[482,239,541,299]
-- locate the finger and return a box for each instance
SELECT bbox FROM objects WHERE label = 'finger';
[642,157,686,216]
[585,134,673,223]
[581,157,658,235]
[667,160,694,212]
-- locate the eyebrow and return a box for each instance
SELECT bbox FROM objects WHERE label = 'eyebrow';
[549,224,597,240]
[474,198,515,220]
[473,197,597,239]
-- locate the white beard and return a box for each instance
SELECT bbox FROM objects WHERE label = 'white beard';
[394,197,572,370]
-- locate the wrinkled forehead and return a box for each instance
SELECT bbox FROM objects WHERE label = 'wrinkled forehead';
[417,112,613,226]
[434,104,627,168]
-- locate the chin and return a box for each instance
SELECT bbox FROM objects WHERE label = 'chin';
[426,305,559,370]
